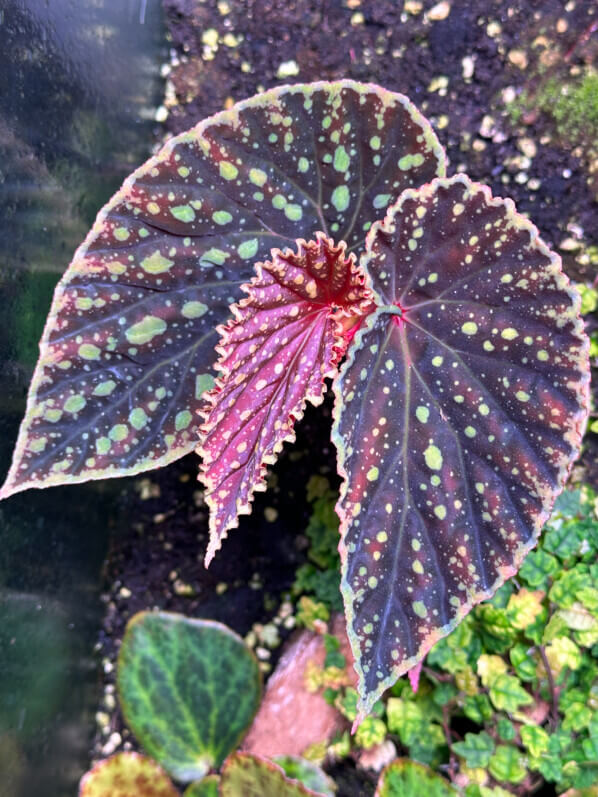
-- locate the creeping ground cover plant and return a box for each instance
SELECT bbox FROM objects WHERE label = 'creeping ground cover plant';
[0,81,590,722]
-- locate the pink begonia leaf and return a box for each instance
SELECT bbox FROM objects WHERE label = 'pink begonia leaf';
[333,175,590,720]
[1,80,444,500]
[198,234,370,564]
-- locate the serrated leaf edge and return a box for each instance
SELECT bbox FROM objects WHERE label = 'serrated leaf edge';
[332,174,590,725]
[196,232,370,566]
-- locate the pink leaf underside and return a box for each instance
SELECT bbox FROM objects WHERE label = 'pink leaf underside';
[198,235,370,564]
[333,175,590,718]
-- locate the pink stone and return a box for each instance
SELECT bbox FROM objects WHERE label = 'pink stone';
[242,615,356,758]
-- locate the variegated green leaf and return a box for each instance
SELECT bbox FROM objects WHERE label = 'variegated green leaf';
[1,80,444,499]
[117,612,261,782]
[333,175,589,719]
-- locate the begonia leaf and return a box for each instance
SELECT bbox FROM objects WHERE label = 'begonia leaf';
[0,79,444,499]
[220,753,327,797]
[333,174,589,718]
[78,753,179,797]
[198,235,369,562]
[117,612,261,782]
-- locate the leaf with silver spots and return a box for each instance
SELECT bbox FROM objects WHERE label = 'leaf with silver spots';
[332,175,589,720]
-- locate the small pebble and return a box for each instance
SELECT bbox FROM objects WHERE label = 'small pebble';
[264,506,278,522]
[428,1,451,21]
[277,60,299,79]
[428,75,449,93]
[202,29,219,49]
[462,56,475,80]
[518,137,537,159]
[101,732,122,758]
[351,11,364,25]
[508,49,528,69]
[404,0,423,13]
[486,21,502,37]
[479,114,495,138]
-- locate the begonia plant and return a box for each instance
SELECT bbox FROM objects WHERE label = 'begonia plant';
[1,81,589,720]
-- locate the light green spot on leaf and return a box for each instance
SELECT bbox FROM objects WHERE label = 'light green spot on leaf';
[64,395,86,414]
[238,239,258,259]
[141,251,175,274]
[331,185,350,212]
[175,410,193,431]
[171,205,196,223]
[125,315,167,345]
[182,301,208,319]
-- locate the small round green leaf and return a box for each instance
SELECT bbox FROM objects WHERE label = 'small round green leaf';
[220,753,328,796]
[488,745,528,784]
[273,756,337,796]
[184,775,220,797]
[375,758,457,796]
[451,731,495,769]
[117,612,261,783]
[79,753,179,797]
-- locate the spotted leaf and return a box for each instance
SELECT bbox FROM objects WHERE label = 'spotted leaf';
[79,753,179,797]
[333,175,589,720]
[198,234,369,564]
[0,80,444,500]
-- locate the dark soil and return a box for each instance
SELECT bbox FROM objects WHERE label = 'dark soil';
[92,1,598,794]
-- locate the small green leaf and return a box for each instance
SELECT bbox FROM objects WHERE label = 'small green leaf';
[220,753,326,796]
[505,589,545,630]
[355,717,387,749]
[544,636,583,675]
[386,698,424,745]
[375,758,457,796]
[488,745,527,784]
[452,731,495,768]
[476,654,508,688]
[563,702,592,732]
[519,550,559,589]
[273,756,337,796]
[462,694,493,724]
[496,718,515,741]
[488,674,533,712]
[117,612,261,782]
[79,753,179,797]
[520,725,549,758]
[184,776,220,797]
[509,643,537,682]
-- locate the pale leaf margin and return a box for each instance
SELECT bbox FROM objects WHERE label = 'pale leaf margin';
[331,175,591,724]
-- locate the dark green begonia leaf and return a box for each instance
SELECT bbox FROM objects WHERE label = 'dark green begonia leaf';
[78,753,179,797]
[117,612,261,783]
[333,175,589,718]
[374,758,457,796]
[0,80,444,499]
